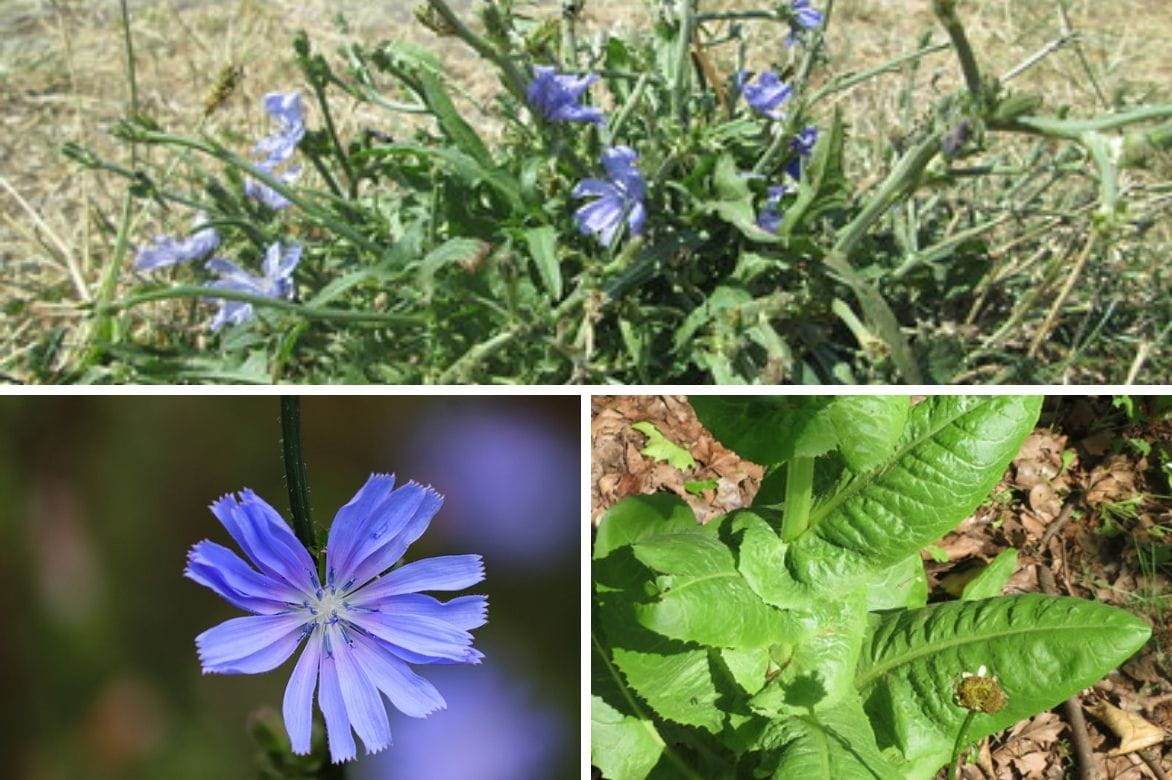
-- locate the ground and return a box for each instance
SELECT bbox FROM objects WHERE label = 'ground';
[592,394,1172,778]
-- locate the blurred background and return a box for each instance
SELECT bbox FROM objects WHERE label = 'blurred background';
[0,395,580,779]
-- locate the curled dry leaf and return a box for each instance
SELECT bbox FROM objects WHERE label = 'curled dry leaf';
[1086,700,1167,756]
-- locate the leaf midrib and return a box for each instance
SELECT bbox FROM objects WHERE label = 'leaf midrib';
[806,398,977,535]
[854,620,1121,690]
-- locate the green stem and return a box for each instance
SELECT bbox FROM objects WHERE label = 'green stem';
[670,0,695,125]
[781,457,815,542]
[279,397,316,553]
[118,0,139,166]
[996,104,1172,139]
[425,0,528,102]
[98,285,424,326]
[947,710,978,780]
[932,0,983,97]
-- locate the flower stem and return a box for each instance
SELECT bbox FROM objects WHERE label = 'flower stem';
[280,397,316,553]
[947,710,978,779]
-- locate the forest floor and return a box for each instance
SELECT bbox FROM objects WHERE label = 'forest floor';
[592,394,1172,779]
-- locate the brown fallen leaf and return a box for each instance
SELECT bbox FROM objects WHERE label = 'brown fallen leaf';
[1086,700,1167,756]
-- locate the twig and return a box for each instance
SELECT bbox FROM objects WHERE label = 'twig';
[1140,749,1169,780]
[1038,565,1100,780]
[1000,32,1079,84]
[1039,502,1076,550]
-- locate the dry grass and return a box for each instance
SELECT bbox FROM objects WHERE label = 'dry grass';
[0,0,1168,380]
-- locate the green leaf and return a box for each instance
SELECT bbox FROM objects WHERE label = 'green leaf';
[700,153,780,242]
[590,694,664,780]
[418,237,490,290]
[415,68,493,167]
[594,494,724,733]
[752,697,902,780]
[691,396,910,469]
[684,478,718,495]
[856,595,1151,778]
[778,109,849,238]
[523,225,562,299]
[673,286,752,353]
[633,521,798,649]
[862,554,928,611]
[631,421,696,470]
[790,396,1042,590]
[960,548,1019,601]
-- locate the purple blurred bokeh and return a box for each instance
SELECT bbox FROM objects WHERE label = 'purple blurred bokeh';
[401,401,578,569]
[353,653,568,780]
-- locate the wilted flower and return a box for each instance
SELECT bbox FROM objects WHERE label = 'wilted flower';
[185,474,487,763]
[205,240,301,330]
[572,146,647,247]
[787,0,824,47]
[134,213,220,272]
[526,66,605,125]
[245,92,305,210]
[738,71,793,120]
[757,185,787,233]
[786,125,819,180]
[954,664,1007,714]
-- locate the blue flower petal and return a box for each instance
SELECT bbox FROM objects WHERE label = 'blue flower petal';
[351,554,484,602]
[211,490,318,593]
[195,613,306,673]
[348,610,478,664]
[335,483,443,590]
[185,540,299,614]
[282,631,321,755]
[324,473,399,583]
[332,632,392,756]
[350,632,447,718]
[377,593,489,632]
[318,653,358,763]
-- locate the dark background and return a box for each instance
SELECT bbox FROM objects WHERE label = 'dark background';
[0,395,579,779]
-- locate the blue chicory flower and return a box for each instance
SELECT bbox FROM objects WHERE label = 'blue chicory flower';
[572,145,647,247]
[526,65,605,125]
[757,185,787,233]
[205,240,302,330]
[185,474,487,764]
[134,213,219,271]
[245,92,306,210]
[244,164,302,211]
[787,0,824,47]
[255,92,306,165]
[737,71,793,120]
[785,125,819,180]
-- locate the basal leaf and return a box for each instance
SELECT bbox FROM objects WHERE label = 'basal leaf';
[856,595,1151,777]
[691,396,909,468]
[862,553,928,612]
[594,494,725,733]
[590,694,664,780]
[752,696,902,780]
[961,548,1019,601]
[633,522,798,649]
[789,396,1042,590]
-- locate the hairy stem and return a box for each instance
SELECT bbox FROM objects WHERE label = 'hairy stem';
[280,397,316,553]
